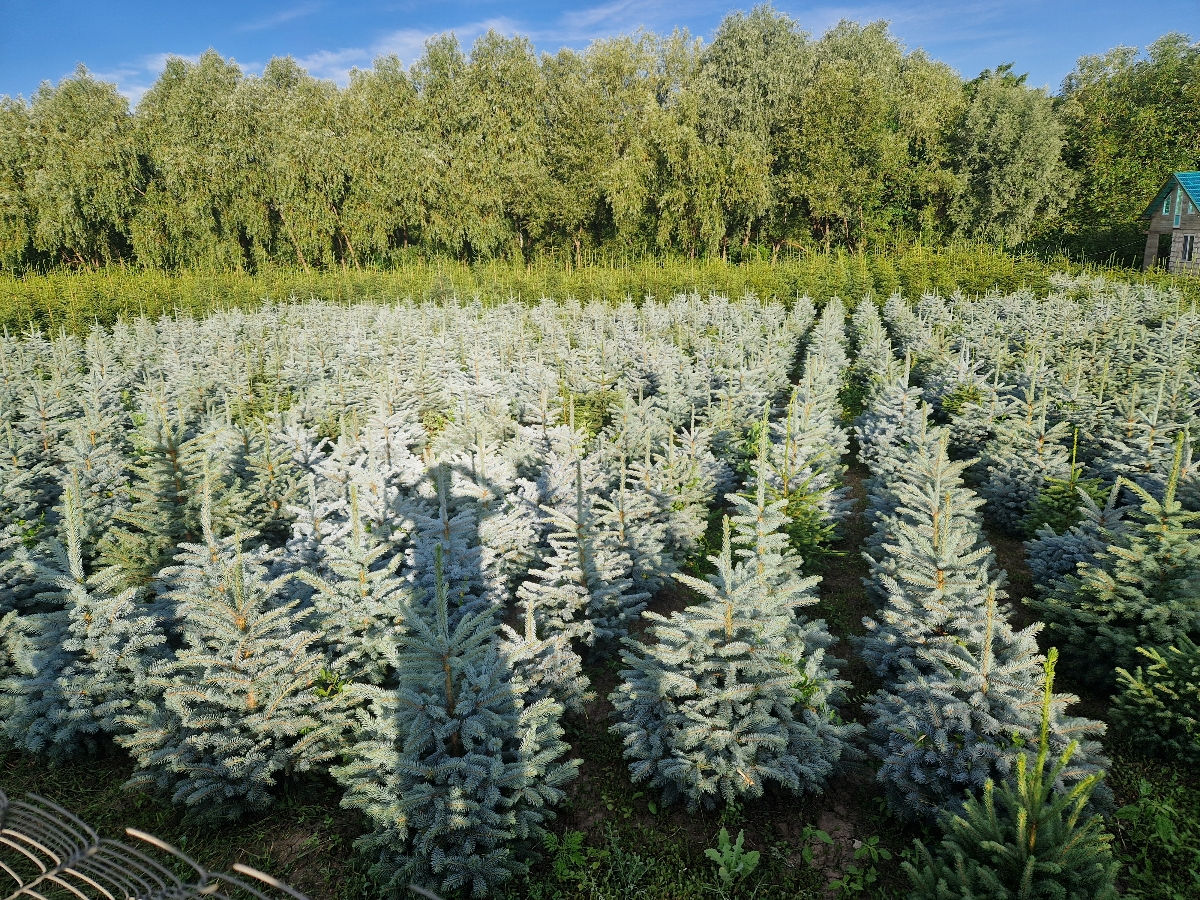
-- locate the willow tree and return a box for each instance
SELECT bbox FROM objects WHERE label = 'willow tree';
[340,56,425,262]
[949,65,1075,245]
[0,97,33,269]
[257,57,348,270]
[894,52,965,238]
[639,33,728,258]
[132,51,270,270]
[540,48,613,259]
[588,34,663,252]
[467,32,553,260]
[25,66,139,267]
[696,4,806,253]
[781,21,912,248]
[1059,33,1200,233]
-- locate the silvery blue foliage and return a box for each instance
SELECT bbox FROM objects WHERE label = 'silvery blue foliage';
[1091,381,1181,498]
[610,495,860,812]
[500,599,593,715]
[518,458,647,651]
[399,466,492,625]
[593,463,673,595]
[856,380,930,544]
[121,496,337,820]
[978,395,1072,533]
[860,430,1002,681]
[1025,484,1125,598]
[54,367,132,565]
[1,477,163,760]
[295,485,409,686]
[479,476,544,599]
[866,588,1110,822]
[335,552,578,898]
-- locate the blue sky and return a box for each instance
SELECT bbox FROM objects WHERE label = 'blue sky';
[2,1,1195,104]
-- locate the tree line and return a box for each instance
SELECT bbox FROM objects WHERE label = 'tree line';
[0,6,1195,272]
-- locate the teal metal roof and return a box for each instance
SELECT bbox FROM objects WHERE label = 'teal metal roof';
[1143,172,1200,218]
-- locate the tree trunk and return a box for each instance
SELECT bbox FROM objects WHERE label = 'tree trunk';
[279,212,311,273]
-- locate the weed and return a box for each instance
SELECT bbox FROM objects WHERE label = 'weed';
[828,835,892,896]
[705,826,761,894]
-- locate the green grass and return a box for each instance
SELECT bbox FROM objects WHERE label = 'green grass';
[0,749,377,899]
[1107,745,1200,900]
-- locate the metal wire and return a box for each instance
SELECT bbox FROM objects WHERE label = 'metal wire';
[0,790,311,900]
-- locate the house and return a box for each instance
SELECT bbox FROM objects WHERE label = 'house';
[1143,172,1200,273]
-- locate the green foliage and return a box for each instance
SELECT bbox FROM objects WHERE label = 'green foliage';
[0,246,1161,338]
[561,388,620,441]
[1030,437,1200,686]
[1113,635,1200,763]
[705,827,761,892]
[779,488,840,571]
[950,67,1075,246]
[1112,771,1200,900]
[1059,33,1200,258]
[542,830,589,887]
[4,20,1192,271]
[1019,458,1106,537]
[939,381,984,416]
[829,835,892,897]
[904,650,1119,899]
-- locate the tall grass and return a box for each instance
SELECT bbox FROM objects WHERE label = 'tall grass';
[1,244,1193,335]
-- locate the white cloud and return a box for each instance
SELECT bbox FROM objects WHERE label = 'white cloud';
[292,15,523,82]
[87,52,204,106]
[238,2,323,33]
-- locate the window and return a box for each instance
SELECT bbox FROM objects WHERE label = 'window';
[1185,234,1196,263]
[1164,195,1172,214]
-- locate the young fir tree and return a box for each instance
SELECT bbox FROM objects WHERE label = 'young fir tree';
[866,588,1109,822]
[1029,435,1200,687]
[97,398,215,589]
[1017,432,1105,537]
[1025,482,1124,600]
[478,476,544,601]
[335,549,578,898]
[854,369,927,532]
[978,397,1072,534]
[120,494,337,820]
[1112,635,1200,764]
[295,485,409,686]
[860,431,1000,681]
[54,374,131,570]
[500,596,594,715]
[0,411,44,613]
[635,424,725,561]
[593,460,672,595]
[223,418,301,545]
[519,458,647,651]
[849,298,901,410]
[755,374,852,561]
[1093,379,1179,499]
[0,476,164,760]
[609,515,861,812]
[400,464,491,626]
[15,371,77,513]
[905,649,1118,900]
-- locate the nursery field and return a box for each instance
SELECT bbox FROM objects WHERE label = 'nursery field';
[2,275,1199,898]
